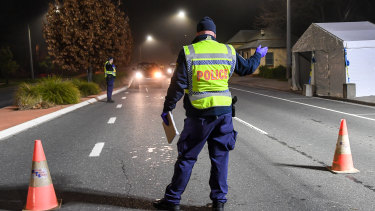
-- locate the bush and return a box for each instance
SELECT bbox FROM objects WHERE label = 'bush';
[72,79,101,97]
[14,77,80,109]
[258,65,286,79]
[15,83,44,110]
[92,73,107,90]
[37,77,80,104]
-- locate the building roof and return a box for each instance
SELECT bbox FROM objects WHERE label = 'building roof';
[228,28,290,49]
[226,30,258,44]
[293,21,375,52]
[315,21,375,41]
[238,39,286,50]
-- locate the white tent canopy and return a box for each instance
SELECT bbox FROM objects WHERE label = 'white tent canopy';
[292,21,375,97]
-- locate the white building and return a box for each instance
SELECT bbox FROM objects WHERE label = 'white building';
[292,21,375,97]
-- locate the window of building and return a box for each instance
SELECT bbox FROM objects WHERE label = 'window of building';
[265,52,274,66]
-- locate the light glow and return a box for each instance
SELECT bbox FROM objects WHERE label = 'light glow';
[178,10,185,19]
[135,71,143,79]
[167,68,173,74]
[154,71,162,78]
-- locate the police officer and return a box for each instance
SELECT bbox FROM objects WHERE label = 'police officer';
[154,17,268,211]
[104,57,116,103]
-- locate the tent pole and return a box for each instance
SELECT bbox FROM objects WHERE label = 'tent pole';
[286,0,291,81]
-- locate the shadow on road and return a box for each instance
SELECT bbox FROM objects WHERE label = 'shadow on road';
[273,163,329,172]
[0,185,211,210]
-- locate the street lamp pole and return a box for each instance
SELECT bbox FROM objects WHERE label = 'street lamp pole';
[28,24,35,80]
[286,0,291,80]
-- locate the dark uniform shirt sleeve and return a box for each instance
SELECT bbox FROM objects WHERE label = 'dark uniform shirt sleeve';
[163,50,188,112]
[234,52,262,76]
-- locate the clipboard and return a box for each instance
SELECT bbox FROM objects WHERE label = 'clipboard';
[162,111,179,144]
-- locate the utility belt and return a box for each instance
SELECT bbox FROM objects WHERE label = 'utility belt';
[106,74,115,79]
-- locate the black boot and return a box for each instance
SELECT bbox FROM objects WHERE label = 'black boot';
[212,201,224,211]
[153,198,180,211]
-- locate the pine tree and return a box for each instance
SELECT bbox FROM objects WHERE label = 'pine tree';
[43,0,133,80]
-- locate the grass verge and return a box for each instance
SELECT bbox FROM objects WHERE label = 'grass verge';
[72,79,101,97]
[15,77,80,110]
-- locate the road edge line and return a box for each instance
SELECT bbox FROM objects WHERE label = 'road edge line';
[231,87,375,122]
[233,117,268,135]
[0,86,128,141]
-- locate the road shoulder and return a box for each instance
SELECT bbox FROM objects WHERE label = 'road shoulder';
[0,85,129,140]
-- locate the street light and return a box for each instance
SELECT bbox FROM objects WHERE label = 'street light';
[27,24,34,80]
[286,0,291,81]
[140,35,155,62]
[177,10,185,19]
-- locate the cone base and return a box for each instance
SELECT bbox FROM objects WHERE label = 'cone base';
[23,199,62,211]
[327,166,359,174]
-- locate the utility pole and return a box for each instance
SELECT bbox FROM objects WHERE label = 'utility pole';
[28,24,35,80]
[286,0,291,81]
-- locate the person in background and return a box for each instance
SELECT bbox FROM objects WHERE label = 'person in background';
[104,57,116,103]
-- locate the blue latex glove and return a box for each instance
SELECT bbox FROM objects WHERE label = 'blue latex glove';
[256,45,268,58]
[161,112,169,126]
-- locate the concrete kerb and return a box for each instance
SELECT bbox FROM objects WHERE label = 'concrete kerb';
[0,85,129,141]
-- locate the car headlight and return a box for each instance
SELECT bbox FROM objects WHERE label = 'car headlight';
[154,71,162,78]
[135,72,143,79]
[167,68,173,74]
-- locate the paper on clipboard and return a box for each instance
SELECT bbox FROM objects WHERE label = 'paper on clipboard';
[162,111,179,144]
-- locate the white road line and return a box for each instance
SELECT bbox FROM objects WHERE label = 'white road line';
[89,142,105,157]
[122,97,126,99]
[146,88,149,93]
[107,117,117,124]
[355,113,375,116]
[231,87,375,122]
[287,98,317,100]
[233,117,268,135]
[116,104,122,108]
[314,96,375,110]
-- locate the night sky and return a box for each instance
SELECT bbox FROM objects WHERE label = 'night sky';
[0,0,261,66]
[1,0,375,68]
[121,0,260,63]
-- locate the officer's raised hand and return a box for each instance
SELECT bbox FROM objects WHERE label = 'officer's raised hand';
[256,45,268,58]
[161,112,169,126]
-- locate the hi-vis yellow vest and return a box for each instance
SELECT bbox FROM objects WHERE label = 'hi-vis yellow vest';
[104,61,117,77]
[183,38,236,109]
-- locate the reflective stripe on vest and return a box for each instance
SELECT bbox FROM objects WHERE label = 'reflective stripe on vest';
[104,61,117,77]
[184,39,236,109]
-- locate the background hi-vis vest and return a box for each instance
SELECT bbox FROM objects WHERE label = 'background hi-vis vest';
[183,38,236,109]
[104,61,117,77]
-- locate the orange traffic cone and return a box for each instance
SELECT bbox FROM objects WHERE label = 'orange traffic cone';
[24,140,61,210]
[327,119,359,174]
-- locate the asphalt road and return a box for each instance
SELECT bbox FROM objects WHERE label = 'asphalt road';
[0,79,374,210]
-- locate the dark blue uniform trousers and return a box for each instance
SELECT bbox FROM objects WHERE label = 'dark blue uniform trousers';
[164,113,237,204]
[106,76,114,101]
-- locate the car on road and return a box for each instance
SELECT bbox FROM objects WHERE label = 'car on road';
[133,62,168,88]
